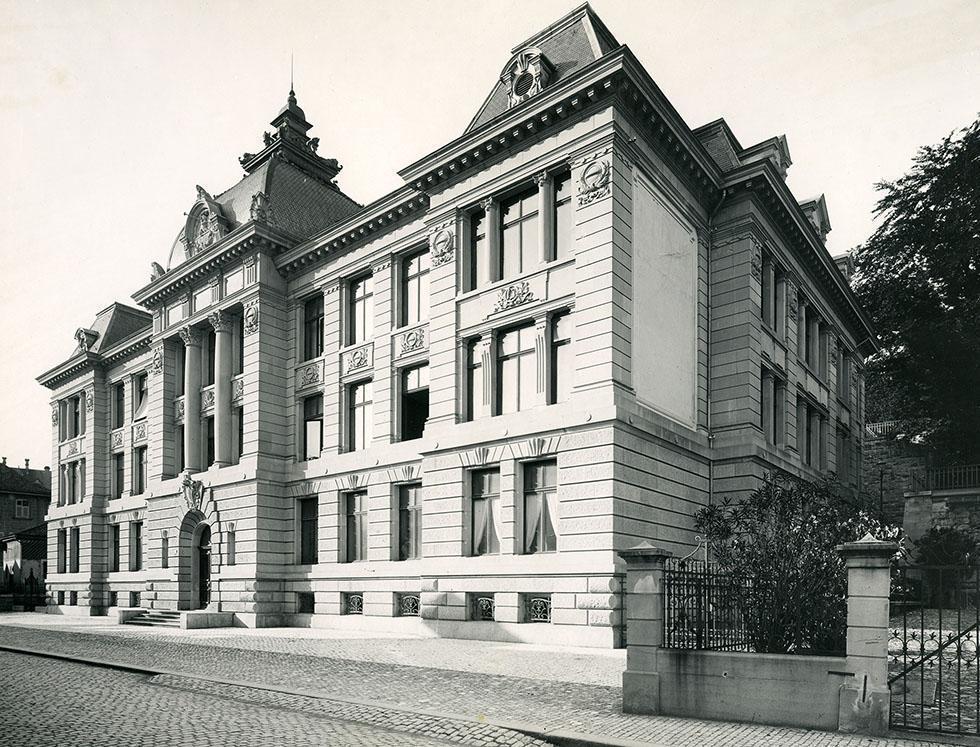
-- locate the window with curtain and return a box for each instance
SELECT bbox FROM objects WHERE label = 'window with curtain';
[134,446,147,494]
[129,521,143,571]
[471,468,500,556]
[398,484,422,561]
[133,373,149,421]
[500,187,538,279]
[303,295,324,361]
[344,491,368,563]
[348,381,373,452]
[401,250,430,327]
[113,382,126,429]
[498,324,536,414]
[110,524,120,572]
[69,527,79,573]
[466,339,486,421]
[303,395,323,461]
[348,274,374,345]
[550,312,572,404]
[113,453,125,499]
[523,460,557,553]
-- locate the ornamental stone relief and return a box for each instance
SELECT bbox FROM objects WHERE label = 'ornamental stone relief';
[174,398,185,421]
[149,346,164,376]
[430,225,455,267]
[298,363,321,388]
[85,388,95,413]
[787,279,799,322]
[51,405,59,426]
[577,156,611,207]
[750,244,763,281]
[344,344,372,375]
[110,430,124,450]
[491,280,535,314]
[232,378,244,402]
[400,327,426,355]
[202,389,215,409]
[243,302,259,336]
[181,471,205,514]
[65,440,79,456]
[133,421,148,443]
[208,309,233,333]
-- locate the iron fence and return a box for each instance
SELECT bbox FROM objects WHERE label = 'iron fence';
[663,558,752,651]
[909,465,980,492]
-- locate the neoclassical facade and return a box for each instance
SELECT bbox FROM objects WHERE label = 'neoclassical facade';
[38,5,874,646]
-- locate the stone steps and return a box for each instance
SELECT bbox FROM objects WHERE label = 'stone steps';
[123,610,182,628]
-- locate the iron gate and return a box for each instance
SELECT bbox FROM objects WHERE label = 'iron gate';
[889,564,980,735]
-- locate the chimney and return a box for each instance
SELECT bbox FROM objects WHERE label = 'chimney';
[1,456,6,465]
[45,466,50,471]
[24,458,30,469]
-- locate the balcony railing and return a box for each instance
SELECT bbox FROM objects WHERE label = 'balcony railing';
[865,421,902,438]
[909,464,980,492]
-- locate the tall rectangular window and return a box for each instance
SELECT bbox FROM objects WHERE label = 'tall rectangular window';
[205,417,215,466]
[129,521,143,571]
[303,295,324,361]
[15,498,30,519]
[112,382,126,429]
[64,394,84,440]
[344,491,367,563]
[471,468,500,556]
[110,524,120,572]
[303,395,323,460]
[175,344,185,396]
[837,346,851,402]
[500,187,538,279]
[57,529,67,573]
[400,251,430,327]
[466,339,486,421]
[760,252,785,333]
[348,274,374,346]
[398,484,422,561]
[554,172,572,261]
[761,370,786,446]
[205,329,216,386]
[550,312,572,404]
[837,427,852,484]
[113,453,125,499]
[69,527,80,573]
[134,446,147,495]
[348,381,373,452]
[176,425,184,473]
[524,460,557,554]
[298,497,318,565]
[133,373,148,421]
[236,407,244,458]
[498,325,536,415]
[400,364,429,441]
[468,209,490,291]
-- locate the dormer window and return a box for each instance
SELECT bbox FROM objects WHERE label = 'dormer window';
[503,48,553,108]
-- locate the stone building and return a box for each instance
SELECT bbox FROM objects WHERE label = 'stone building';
[37,4,874,646]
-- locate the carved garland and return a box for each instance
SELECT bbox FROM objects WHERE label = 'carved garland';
[401,328,426,355]
[243,302,259,336]
[577,156,611,207]
[149,346,164,377]
[492,281,535,314]
[346,346,370,373]
[299,364,321,388]
[430,225,455,267]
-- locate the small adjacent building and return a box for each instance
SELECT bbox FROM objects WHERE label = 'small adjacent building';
[37,4,874,646]
[0,459,51,609]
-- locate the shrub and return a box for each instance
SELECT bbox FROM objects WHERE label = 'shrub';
[696,474,900,654]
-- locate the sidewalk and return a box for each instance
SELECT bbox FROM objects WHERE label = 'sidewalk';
[0,613,952,747]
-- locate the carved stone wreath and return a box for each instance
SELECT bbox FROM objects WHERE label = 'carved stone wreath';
[345,346,370,373]
[66,440,79,456]
[750,245,763,281]
[491,281,535,314]
[133,422,148,443]
[401,328,426,355]
[202,389,215,409]
[110,430,124,450]
[51,405,59,426]
[243,303,259,336]
[149,346,164,377]
[299,364,320,388]
[578,157,611,206]
[232,378,244,403]
[85,389,95,413]
[174,398,185,421]
[430,227,455,267]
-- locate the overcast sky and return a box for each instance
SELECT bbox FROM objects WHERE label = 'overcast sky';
[1,0,978,469]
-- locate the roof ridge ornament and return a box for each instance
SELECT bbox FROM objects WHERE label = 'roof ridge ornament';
[502,47,553,108]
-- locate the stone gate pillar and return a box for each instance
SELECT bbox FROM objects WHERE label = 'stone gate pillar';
[619,542,672,714]
[837,533,898,735]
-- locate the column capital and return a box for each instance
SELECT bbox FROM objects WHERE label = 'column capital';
[480,196,495,212]
[178,326,202,347]
[533,170,551,188]
[208,309,234,333]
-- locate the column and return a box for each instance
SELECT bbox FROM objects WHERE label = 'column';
[179,327,202,472]
[481,197,499,285]
[534,171,554,264]
[763,256,776,328]
[477,336,494,415]
[534,315,549,407]
[619,543,673,714]
[209,311,233,466]
[837,535,897,735]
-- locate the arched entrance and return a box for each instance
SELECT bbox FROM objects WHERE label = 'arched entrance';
[196,525,212,608]
[177,510,213,610]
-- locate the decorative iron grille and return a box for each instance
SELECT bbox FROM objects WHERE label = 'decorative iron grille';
[525,595,552,623]
[399,594,420,617]
[345,592,364,615]
[663,558,752,651]
[472,594,495,621]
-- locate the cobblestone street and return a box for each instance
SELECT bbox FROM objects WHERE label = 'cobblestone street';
[0,614,954,746]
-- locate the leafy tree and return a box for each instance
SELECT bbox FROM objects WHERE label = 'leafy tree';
[696,475,900,654]
[853,116,980,462]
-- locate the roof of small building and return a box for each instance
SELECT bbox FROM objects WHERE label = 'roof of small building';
[0,463,51,497]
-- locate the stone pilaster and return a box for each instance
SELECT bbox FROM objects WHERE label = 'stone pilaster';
[209,310,234,466]
[179,326,203,471]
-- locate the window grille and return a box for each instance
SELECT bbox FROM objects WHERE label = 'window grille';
[297,592,315,614]
[398,593,420,617]
[472,594,495,621]
[344,592,364,615]
[525,594,552,623]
